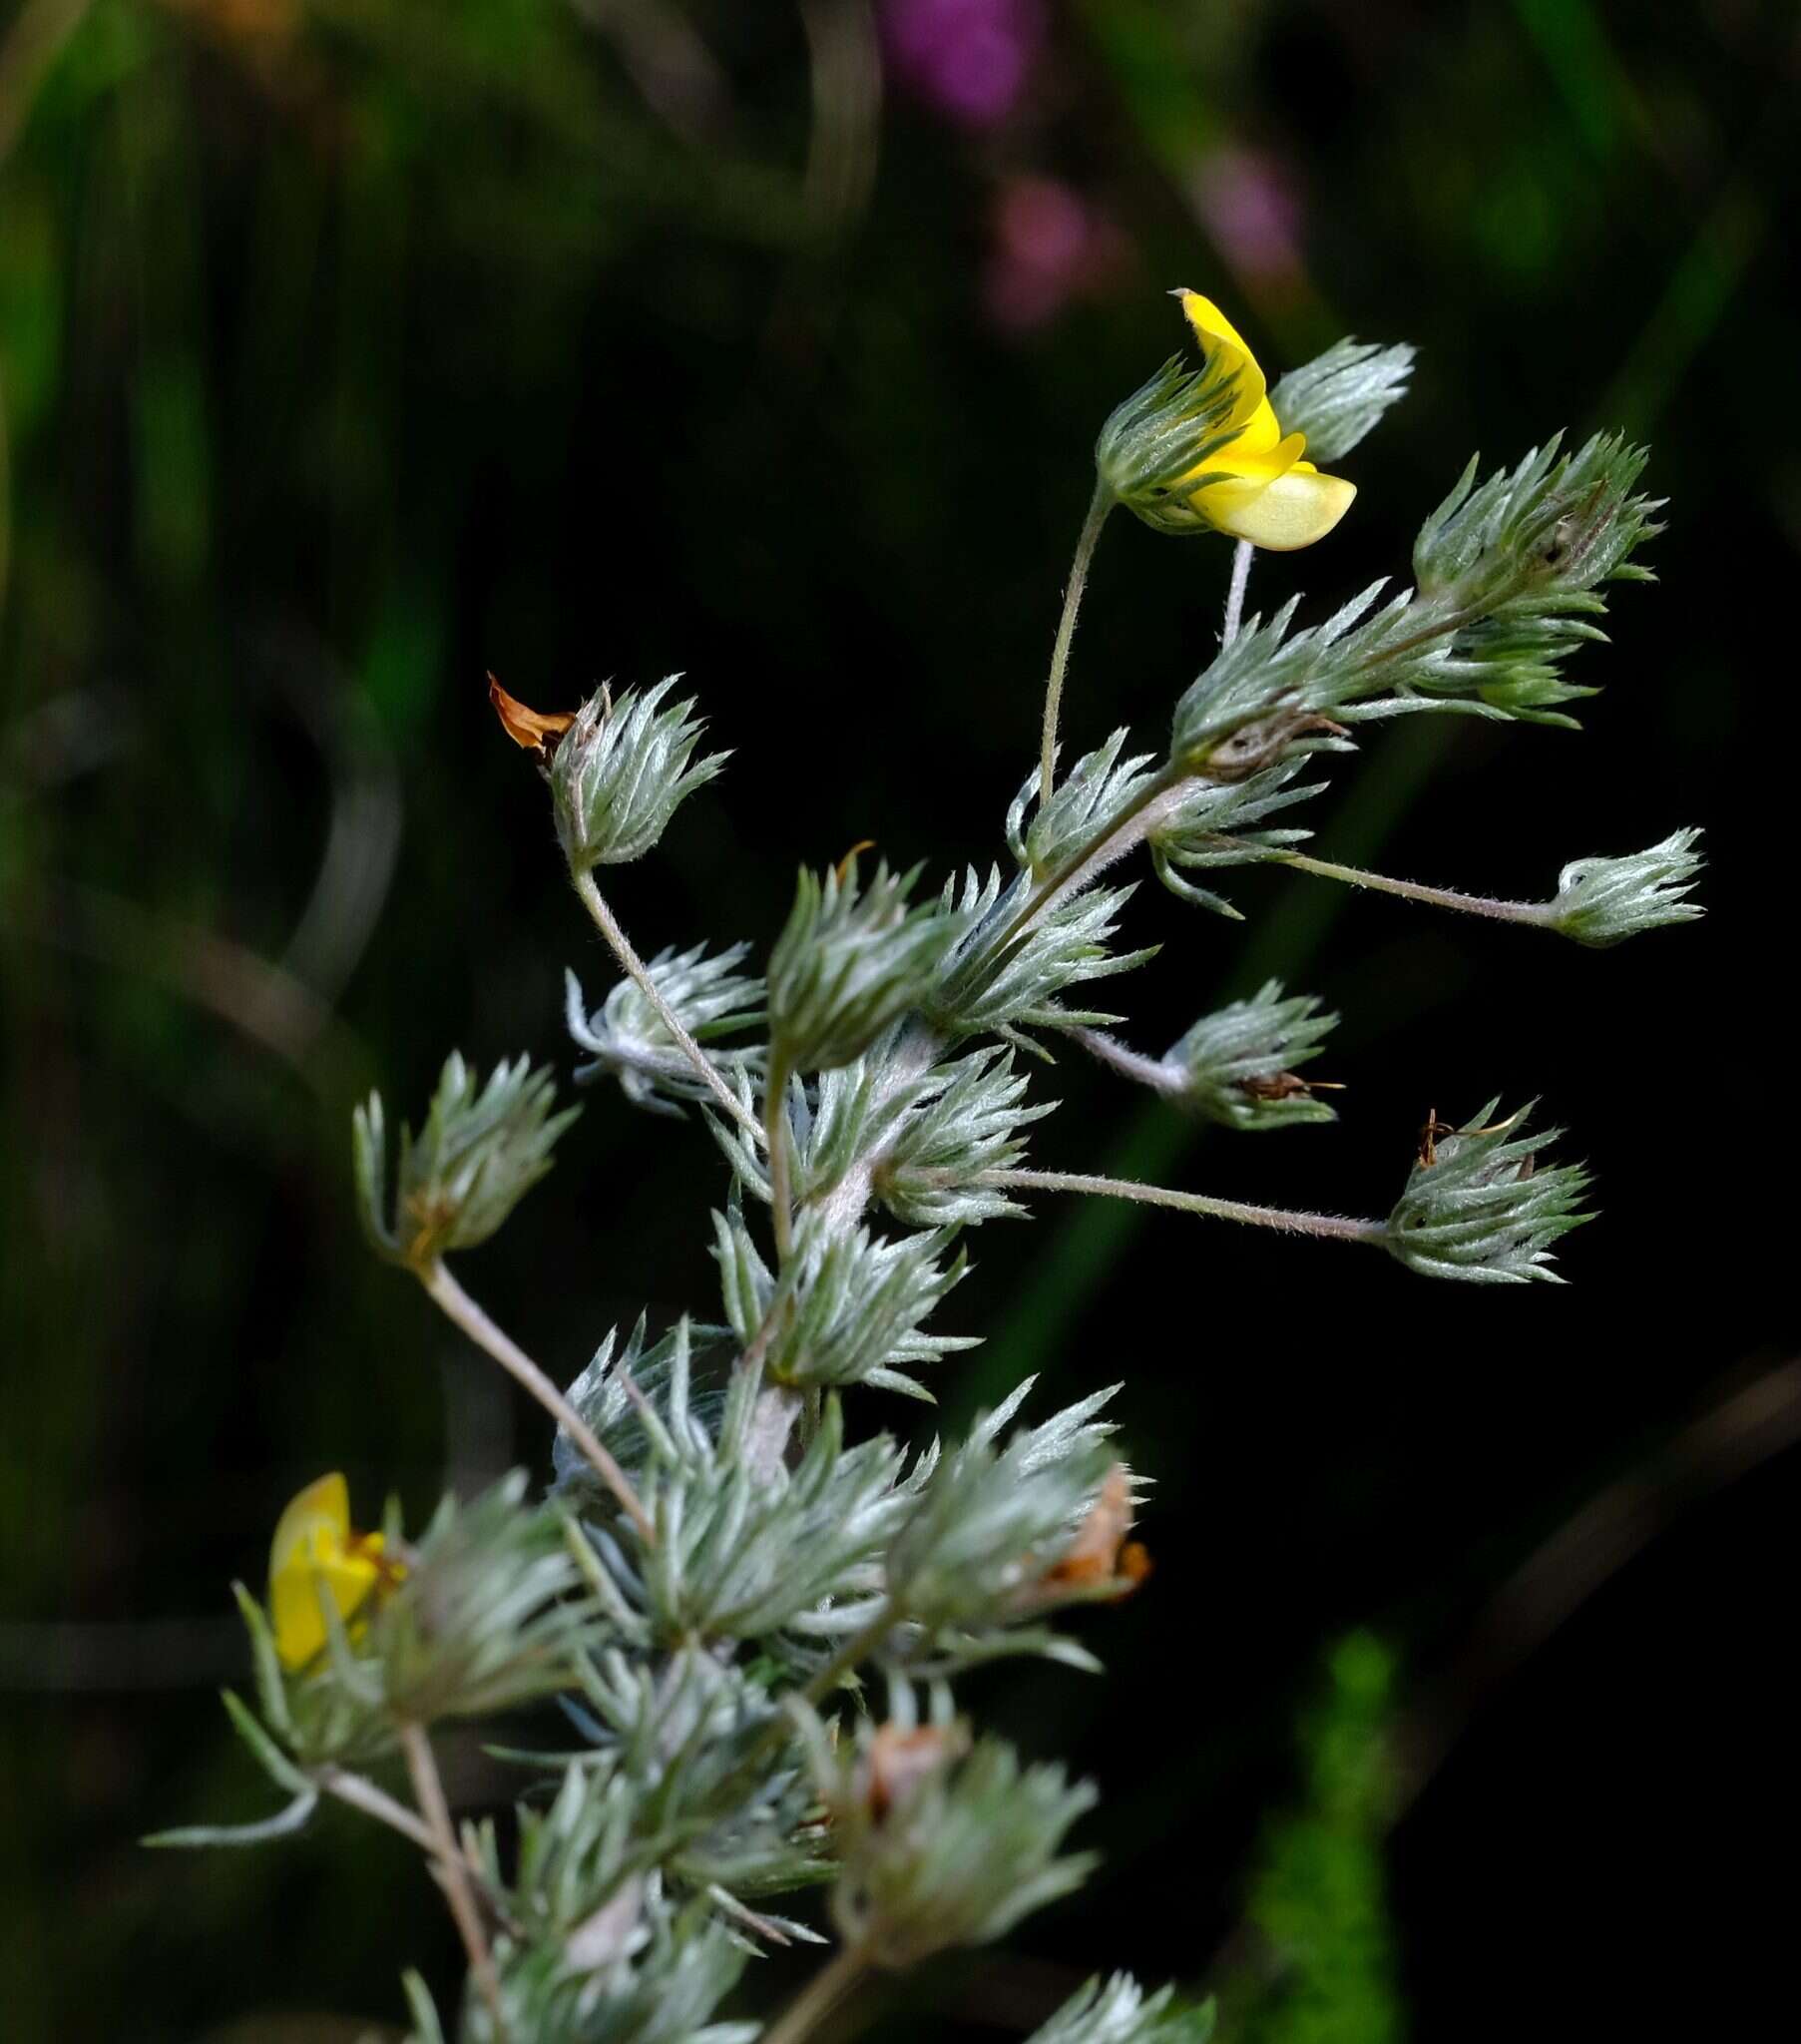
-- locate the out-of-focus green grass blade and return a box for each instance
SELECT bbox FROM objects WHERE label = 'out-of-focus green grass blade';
[1511,0,1631,165]
[1598,182,1763,436]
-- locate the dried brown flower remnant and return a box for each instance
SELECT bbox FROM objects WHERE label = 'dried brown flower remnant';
[488,674,577,753]
[1239,1071,1314,1104]
[1040,1464,1150,1594]
[856,1723,968,1822]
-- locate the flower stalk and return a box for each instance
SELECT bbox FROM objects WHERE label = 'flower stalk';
[400,1721,506,2036]
[573,867,765,1144]
[420,1260,655,1543]
[1039,480,1114,816]
[977,1168,1386,1247]
[1221,537,1255,645]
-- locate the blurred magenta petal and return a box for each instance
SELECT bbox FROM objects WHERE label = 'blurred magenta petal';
[1191,147,1306,285]
[983,175,1131,332]
[881,0,1047,127]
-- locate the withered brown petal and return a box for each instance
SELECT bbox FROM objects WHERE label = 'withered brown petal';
[1043,1464,1136,1588]
[488,673,577,752]
[864,1723,963,1821]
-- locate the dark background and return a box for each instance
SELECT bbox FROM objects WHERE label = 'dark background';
[2,1,1796,2036]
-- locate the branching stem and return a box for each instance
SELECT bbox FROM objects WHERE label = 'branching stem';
[421,1260,656,1543]
[316,1765,438,1853]
[317,1766,523,1933]
[573,867,765,1144]
[400,1721,507,2036]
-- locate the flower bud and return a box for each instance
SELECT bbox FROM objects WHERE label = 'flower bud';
[1028,1973,1217,2044]
[565,943,764,1118]
[1268,335,1415,463]
[819,1719,1097,1968]
[1383,1101,1590,1284]
[551,679,727,873]
[353,1053,577,1269]
[885,1378,1120,1631]
[1095,351,1244,536]
[766,854,963,1073]
[1162,981,1340,1131]
[712,1208,972,1402]
[1548,828,1704,947]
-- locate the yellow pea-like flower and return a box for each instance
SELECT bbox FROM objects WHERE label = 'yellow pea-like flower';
[268,1472,398,1672]
[1173,291,1356,551]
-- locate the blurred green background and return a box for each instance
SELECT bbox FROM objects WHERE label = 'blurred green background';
[2,1,1797,2036]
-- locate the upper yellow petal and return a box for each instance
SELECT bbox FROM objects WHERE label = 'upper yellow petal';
[270,1472,351,1580]
[272,1545,384,1672]
[1174,288,1267,431]
[1230,397,1285,460]
[269,1472,384,1672]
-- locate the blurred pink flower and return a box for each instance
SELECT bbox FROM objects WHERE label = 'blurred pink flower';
[983,175,1130,332]
[1190,147,1305,286]
[881,0,1046,128]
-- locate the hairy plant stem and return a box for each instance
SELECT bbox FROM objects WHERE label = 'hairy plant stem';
[573,866,765,1145]
[992,765,1189,960]
[1264,846,1555,925]
[421,1259,656,1543]
[1038,480,1113,817]
[401,1720,507,2035]
[1063,1026,1181,1095]
[760,1939,869,2044]
[1221,537,1254,645]
[977,1168,1386,1246]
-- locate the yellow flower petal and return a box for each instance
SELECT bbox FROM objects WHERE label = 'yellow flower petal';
[271,1471,351,1577]
[1188,428,1308,494]
[1111,287,1360,547]
[1174,288,1268,430]
[1196,466,1358,552]
[269,1472,385,1672]
[1230,397,1286,460]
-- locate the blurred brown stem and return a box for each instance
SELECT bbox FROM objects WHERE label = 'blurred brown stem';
[400,1721,507,2036]
[10,877,361,1096]
[760,1941,867,2044]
